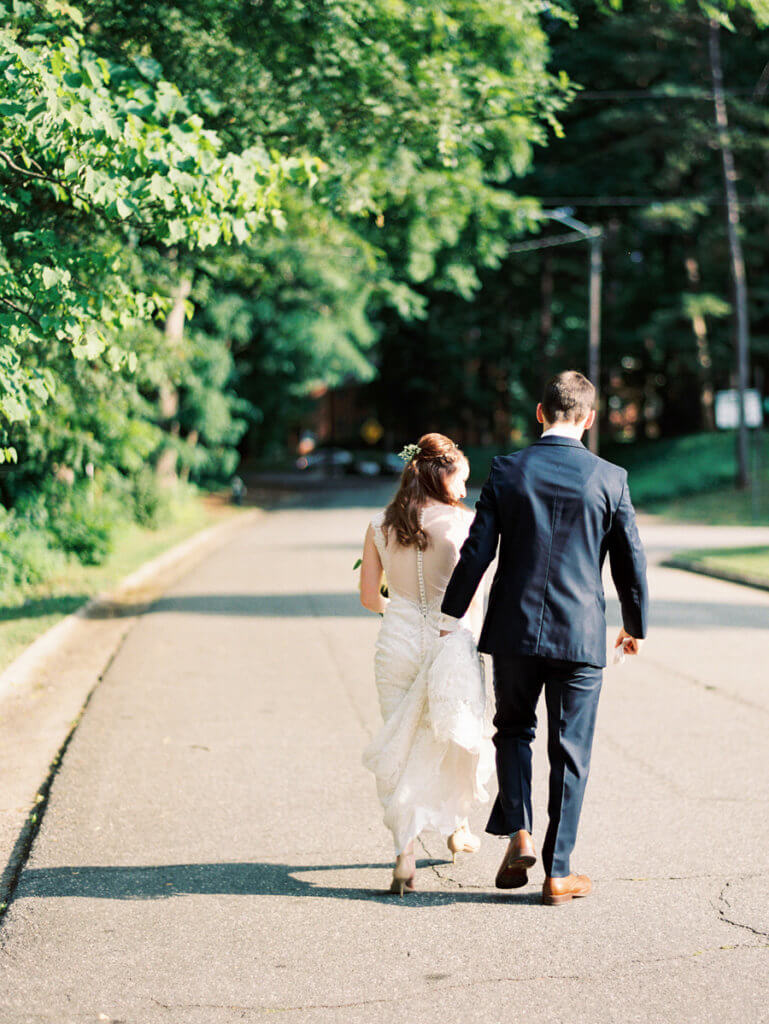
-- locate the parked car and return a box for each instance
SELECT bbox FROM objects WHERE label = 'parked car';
[295,448,354,474]
[295,447,405,478]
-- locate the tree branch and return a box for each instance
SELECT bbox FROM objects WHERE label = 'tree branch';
[0,149,62,185]
[0,150,155,236]
[755,61,769,99]
[0,295,42,327]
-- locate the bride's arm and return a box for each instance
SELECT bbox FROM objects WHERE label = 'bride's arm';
[441,463,500,622]
[359,525,388,614]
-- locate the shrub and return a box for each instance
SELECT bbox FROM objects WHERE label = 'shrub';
[130,468,169,528]
[0,510,67,596]
[45,487,119,566]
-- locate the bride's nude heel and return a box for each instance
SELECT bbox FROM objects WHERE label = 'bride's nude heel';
[390,851,416,896]
[447,825,481,863]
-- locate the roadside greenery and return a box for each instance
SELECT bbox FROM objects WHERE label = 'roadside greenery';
[3,0,769,602]
[2,0,576,590]
[0,0,315,593]
[0,1,317,442]
[603,430,769,504]
[81,0,575,459]
[0,472,184,597]
[0,491,227,672]
[666,546,769,585]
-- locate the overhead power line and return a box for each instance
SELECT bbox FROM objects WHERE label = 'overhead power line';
[535,195,769,207]
[507,230,588,253]
[573,87,759,101]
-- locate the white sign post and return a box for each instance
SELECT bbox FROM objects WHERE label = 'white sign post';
[715,388,764,521]
[714,389,763,430]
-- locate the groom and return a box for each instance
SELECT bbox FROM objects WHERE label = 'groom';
[440,371,648,905]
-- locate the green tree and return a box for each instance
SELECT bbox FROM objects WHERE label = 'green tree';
[80,0,575,453]
[0,0,316,459]
[384,0,769,448]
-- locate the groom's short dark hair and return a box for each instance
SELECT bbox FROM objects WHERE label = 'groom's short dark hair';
[542,371,596,423]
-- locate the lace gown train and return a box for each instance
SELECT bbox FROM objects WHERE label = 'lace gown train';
[362,504,494,855]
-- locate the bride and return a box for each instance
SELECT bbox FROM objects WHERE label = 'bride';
[359,433,493,895]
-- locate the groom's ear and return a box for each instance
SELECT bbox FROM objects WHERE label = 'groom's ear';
[584,409,596,431]
[536,403,545,425]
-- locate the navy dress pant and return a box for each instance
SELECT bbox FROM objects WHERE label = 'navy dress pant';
[486,654,603,877]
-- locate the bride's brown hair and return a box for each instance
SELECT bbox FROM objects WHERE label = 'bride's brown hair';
[383,433,468,550]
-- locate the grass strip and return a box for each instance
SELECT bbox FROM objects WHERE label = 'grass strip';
[664,545,769,592]
[0,494,234,673]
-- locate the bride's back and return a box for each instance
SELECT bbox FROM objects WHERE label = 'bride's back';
[374,501,473,607]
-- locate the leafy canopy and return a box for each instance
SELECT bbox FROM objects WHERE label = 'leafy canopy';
[0,0,318,456]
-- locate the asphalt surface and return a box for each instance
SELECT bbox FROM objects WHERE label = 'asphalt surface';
[0,483,767,1023]
[0,511,260,914]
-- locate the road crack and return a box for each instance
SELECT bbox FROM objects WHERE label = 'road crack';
[717,880,769,939]
[416,835,486,890]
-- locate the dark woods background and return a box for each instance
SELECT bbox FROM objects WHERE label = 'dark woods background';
[372,3,769,451]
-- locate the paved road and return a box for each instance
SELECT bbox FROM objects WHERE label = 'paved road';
[1,485,768,1023]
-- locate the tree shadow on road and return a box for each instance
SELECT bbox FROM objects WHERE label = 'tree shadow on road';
[0,594,91,622]
[78,592,769,626]
[16,861,541,908]
[85,593,371,619]
[606,596,769,630]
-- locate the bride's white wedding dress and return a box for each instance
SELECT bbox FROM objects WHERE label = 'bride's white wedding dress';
[363,501,494,855]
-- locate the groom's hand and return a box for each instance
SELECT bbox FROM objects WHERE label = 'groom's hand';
[439,630,451,637]
[615,627,643,655]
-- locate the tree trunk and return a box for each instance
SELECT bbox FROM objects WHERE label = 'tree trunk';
[683,253,716,431]
[179,428,198,484]
[709,19,751,488]
[156,277,192,485]
[588,234,602,455]
[538,253,554,388]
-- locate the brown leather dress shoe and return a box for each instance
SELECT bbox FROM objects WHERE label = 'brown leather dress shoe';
[495,830,537,889]
[542,873,592,906]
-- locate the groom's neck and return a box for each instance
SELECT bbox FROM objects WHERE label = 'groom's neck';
[541,419,586,440]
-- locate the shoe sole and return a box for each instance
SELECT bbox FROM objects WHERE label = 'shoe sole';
[495,854,536,890]
[542,889,591,906]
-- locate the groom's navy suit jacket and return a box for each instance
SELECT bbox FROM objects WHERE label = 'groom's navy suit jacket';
[441,435,648,668]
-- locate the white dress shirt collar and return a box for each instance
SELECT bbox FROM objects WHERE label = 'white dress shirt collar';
[540,424,585,441]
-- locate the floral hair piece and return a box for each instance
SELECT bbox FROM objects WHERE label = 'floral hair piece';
[397,443,422,463]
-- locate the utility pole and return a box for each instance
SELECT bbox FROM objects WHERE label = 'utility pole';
[543,209,604,455]
[507,210,604,453]
[709,19,751,489]
[589,233,602,438]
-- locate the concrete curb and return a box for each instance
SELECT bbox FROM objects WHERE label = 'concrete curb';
[661,556,769,594]
[0,507,263,916]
